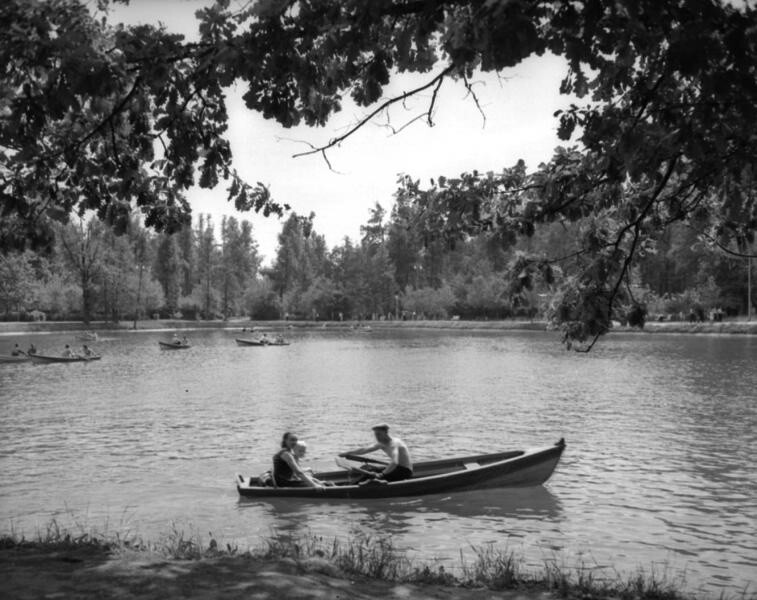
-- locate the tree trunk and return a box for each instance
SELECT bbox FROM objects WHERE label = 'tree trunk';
[133,263,144,330]
[81,273,91,325]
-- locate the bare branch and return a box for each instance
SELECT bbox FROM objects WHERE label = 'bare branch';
[292,66,454,160]
[462,74,487,128]
[427,72,445,126]
[374,112,426,136]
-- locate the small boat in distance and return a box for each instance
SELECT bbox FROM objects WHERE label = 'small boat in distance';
[237,439,565,500]
[0,355,31,364]
[76,332,98,342]
[159,340,190,349]
[30,354,101,364]
[235,338,268,346]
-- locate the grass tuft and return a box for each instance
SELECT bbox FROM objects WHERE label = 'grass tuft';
[1,521,754,600]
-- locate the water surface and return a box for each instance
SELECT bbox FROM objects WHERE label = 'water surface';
[0,329,755,595]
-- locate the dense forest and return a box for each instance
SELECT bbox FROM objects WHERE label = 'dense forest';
[0,196,753,324]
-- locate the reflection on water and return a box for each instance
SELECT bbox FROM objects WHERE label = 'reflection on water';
[240,486,561,537]
[0,329,755,595]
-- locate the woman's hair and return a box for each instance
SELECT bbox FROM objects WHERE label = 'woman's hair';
[280,432,297,448]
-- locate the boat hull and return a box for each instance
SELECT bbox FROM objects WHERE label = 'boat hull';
[30,354,101,364]
[235,338,267,346]
[0,355,30,364]
[158,341,190,349]
[237,440,565,500]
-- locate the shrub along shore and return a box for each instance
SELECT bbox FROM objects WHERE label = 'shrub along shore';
[0,524,740,600]
[1,318,756,337]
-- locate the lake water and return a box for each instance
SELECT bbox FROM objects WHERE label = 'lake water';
[0,328,755,596]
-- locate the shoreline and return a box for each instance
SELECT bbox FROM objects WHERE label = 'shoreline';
[0,528,732,600]
[1,318,756,337]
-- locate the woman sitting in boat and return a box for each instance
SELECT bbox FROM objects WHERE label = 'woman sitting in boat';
[273,433,323,488]
[61,344,73,358]
[82,344,95,357]
[27,344,36,355]
[10,344,24,356]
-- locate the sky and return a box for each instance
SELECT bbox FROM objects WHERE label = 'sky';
[110,0,572,263]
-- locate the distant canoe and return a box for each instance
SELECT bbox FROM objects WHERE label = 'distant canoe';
[237,439,566,500]
[267,341,290,346]
[30,354,101,364]
[0,355,31,364]
[159,340,190,349]
[235,338,268,347]
[76,332,98,342]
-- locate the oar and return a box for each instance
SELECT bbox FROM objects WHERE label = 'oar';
[340,453,388,466]
[335,457,379,478]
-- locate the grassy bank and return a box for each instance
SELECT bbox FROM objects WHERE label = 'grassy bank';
[1,318,756,337]
[0,318,548,336]
[1,522,748,600]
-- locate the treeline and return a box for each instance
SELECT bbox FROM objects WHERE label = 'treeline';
[0,200,753,323]
[0,215,259,323]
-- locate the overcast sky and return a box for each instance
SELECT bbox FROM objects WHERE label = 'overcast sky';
[110,0,572,263]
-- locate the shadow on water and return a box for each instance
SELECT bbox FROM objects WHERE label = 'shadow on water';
[236,486,561,538]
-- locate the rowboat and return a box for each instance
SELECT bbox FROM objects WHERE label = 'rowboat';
[0,355,31,364]
[30,354,101,364]
[235,338,268,346]
[236,439,565,499]
[267,340,290,346]
[159,340,190,349]
[76,332,98,342]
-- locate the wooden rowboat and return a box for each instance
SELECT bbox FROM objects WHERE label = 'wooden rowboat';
[30,354,101,364]
[235,338,268,346]
[158,340,190,349]
[0,355,31,364]
[236,439,565,500]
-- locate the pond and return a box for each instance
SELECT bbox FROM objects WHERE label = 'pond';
[0,328,755,595]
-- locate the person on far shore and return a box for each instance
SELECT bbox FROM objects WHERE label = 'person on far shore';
[27,343,37,355]
[10,344,24,356]
[339,424,414,482]
[272,433,323,488]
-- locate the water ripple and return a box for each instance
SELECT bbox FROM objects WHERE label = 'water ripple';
[0,329,755,595]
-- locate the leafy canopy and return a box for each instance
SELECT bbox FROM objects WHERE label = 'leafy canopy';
[2,0,756,347]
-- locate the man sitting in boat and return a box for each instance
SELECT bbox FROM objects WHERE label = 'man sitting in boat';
[273,433,323,488]
[339,424,414,482]
[61,344,73,357]
[82,345,95,357]
[27,344,36,355]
